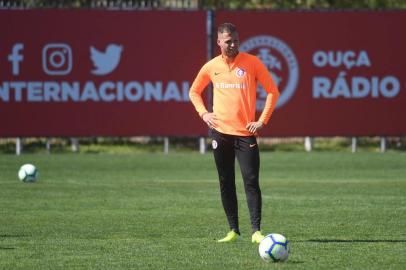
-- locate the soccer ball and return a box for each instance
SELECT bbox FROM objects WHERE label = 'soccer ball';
[259,233,290,262]
[18,164,38,182]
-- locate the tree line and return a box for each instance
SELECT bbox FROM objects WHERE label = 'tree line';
[4,0,406,9]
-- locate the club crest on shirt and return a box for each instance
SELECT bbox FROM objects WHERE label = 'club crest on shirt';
[235,67,246,78]
[212,140,218,149]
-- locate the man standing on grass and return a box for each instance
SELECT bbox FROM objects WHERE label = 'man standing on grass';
[189,23,280,243]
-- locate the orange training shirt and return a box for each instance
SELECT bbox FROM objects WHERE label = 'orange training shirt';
[189,52,280,136]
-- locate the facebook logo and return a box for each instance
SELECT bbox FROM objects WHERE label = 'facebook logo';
[7,43,24,76]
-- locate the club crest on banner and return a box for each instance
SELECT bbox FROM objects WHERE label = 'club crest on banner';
[240,35,299,110]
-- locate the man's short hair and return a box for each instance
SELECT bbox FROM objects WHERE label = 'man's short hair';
[217,23,237,34]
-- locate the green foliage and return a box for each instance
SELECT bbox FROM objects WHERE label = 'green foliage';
[11,0,406,9]
[203,0,406,9]
[1,152,405,269]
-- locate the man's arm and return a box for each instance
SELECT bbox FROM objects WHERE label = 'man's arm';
[189,64,211,118]
[256,58,280,125]
[189,64,220,128]
[246,57,280,134]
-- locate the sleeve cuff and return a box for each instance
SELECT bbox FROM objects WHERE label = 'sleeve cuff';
[199,111,209,118]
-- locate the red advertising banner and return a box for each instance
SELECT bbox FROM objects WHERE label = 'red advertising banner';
[217,11,406,136]
[0,10,207,137]
[2,10,406,137]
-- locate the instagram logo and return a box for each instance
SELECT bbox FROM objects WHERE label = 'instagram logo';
[42,43,72,75]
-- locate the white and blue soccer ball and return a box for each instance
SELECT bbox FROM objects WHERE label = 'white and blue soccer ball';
[259,233,290,262]
[18,164,38,182]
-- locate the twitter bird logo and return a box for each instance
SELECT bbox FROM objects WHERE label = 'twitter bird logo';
[90,44,123,75]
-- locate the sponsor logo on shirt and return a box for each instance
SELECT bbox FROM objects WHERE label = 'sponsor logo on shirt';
[215,82,247,89]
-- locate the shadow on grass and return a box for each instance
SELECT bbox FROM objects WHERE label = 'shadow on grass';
[287,260,305,264]
[300,239,406,243]
[0,247,15,250]
[0,234,29,238]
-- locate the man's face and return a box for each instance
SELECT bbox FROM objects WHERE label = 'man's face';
[217,31,239,58]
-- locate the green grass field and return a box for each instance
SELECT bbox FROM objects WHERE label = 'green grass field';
[1,152,405,269]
